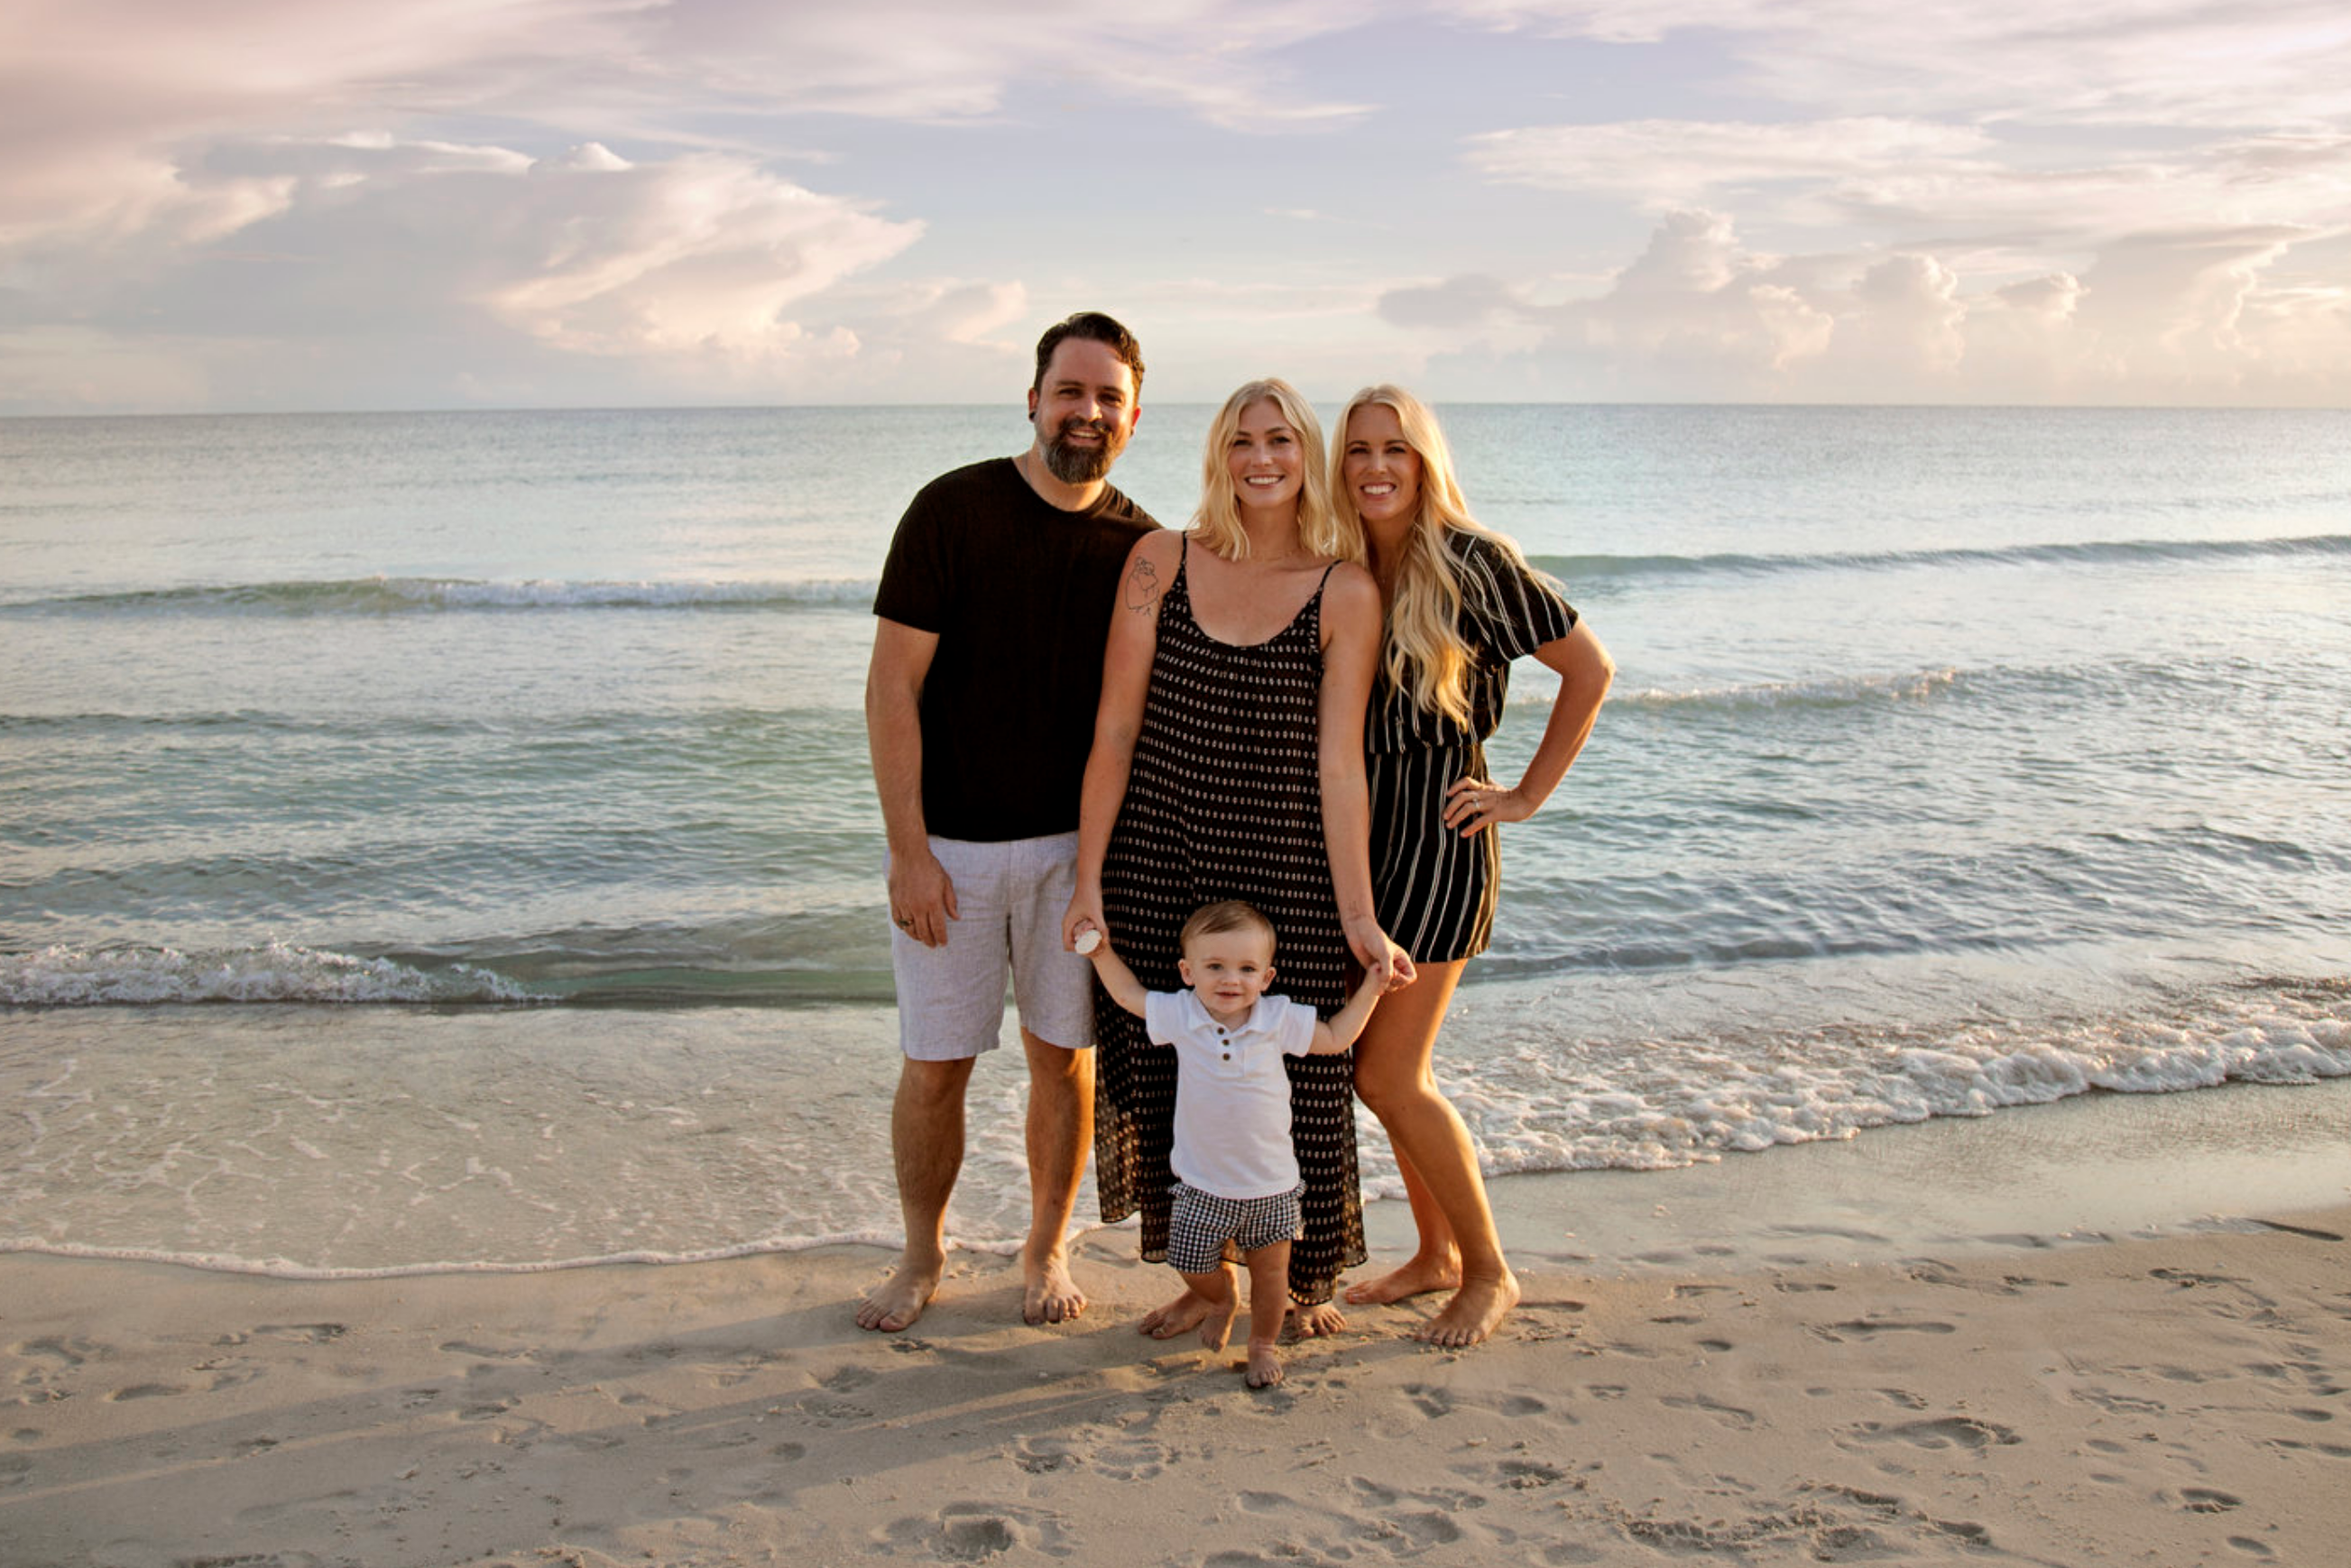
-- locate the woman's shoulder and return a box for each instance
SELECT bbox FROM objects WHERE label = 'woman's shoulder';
[1318,555,1378,596]
[1128,527,1186,566]
[1440,525,1525,573]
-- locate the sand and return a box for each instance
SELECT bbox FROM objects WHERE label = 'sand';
[5,1089,2349,1567]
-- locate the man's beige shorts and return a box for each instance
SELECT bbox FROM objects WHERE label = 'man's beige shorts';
[890,832,1093,1061]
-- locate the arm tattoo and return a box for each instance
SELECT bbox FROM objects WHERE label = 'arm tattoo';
[1121,556,1164,614]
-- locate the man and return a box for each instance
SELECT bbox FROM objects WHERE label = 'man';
[858,311,1157,1332]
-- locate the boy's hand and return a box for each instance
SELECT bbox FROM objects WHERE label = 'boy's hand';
[1061,893,1107,954]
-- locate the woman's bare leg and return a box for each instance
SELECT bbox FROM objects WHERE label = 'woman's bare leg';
[1344,1139,1463,1304]
[1349,959,1519,1345]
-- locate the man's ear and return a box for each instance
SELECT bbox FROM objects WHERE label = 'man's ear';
[1027,386,1039,422]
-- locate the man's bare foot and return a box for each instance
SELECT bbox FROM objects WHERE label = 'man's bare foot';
[1196,1293,1239,1353]
[854,1259,941,1333]
[1414,1268,1521,1348]
[1286,1299,1347,1338]
[1022,1248,1087,1325]
[1341,1252,1462,1306]
[1245,1340,1284,1388]
[1139,1280,1224,1340]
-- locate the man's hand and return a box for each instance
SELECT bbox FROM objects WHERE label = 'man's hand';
[889,845,958,947]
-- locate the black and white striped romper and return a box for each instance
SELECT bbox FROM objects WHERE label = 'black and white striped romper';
[1369,531,1579,963]
[1093,538,1365,1304]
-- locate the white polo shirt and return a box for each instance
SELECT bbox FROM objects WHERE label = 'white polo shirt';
[1145,989,1320,1201]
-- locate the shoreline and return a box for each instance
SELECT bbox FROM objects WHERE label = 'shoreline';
[5,1084,2347,1566]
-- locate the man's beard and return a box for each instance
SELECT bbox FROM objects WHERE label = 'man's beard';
[1043,419,1119,483]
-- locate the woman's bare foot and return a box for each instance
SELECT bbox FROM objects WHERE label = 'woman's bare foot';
[1022,1246,1087,1325]
[1245,1340,1285,1388]
[1139,1279,1225,1340]
[1286,1299,1348,1338]
[1196,1293,1240,1353]
[1341,1251,1462,1306]
[854,1259,941,1333]
[1414,1268,1521,1348]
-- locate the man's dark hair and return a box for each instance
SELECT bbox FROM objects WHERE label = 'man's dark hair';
[1031,311,1145,397]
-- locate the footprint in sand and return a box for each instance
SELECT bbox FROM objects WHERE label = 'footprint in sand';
[216,1324,346,1346]
[1810,1318,1957,1343]
[1664,1392,1757,1430]
[1400,1383,1455,1418]
[1011,1434,1077,1475]
[106,1383,187,1402]
[2177,1488,2243,1512]
[1849,1416,2021,1451]
[879,1500,1067,1561]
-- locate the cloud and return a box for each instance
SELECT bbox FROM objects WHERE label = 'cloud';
[1448,0,2351,126]
[1468,119,1994,204]
[1468,117,2351,260]
[1388,208,2350,403]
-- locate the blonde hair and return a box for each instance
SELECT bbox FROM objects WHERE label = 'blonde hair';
[1330,383,1545,726]
[1179,899,1277,956]
[1193,379,1347,561]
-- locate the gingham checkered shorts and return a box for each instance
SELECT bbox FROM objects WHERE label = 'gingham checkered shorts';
[1164,1180,1304,1274]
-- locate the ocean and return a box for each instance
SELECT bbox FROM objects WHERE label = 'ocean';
[4,402,2347,1277]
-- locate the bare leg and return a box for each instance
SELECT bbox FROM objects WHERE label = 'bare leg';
[1141,1266,1232,1339]
[1242,1241,1292,1388]
[1019,1029,1091,1324]
[1176,1265,1240,1352]
[856,1055,973,1332]
[1351,960,1519,1346]
[1341,1140,1462,1305]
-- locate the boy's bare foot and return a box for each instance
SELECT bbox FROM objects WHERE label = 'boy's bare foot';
[1196,1293,1239,1353]
[854,1259,940,1333]
[1286,1299,1347,1338]
[1341,1251,1461,1306]
[1414,1268,1520,1348]
[1022,1247,1087,1324]
[1139,1282,1222,1340]
[1245,1341,1285,1388]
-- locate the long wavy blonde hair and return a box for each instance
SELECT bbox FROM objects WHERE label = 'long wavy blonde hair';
[1330,383,1543,725]
[1193,378,1346,562]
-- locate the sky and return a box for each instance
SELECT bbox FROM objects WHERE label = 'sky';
[3,0,2347,412]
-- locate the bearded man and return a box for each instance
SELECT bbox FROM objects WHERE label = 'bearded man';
[857,312,1159,1332]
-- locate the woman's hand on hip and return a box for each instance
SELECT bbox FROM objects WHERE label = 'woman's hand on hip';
[1443,775,1535,837]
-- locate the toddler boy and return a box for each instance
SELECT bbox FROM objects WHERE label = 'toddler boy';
[1076,900,1381,1388]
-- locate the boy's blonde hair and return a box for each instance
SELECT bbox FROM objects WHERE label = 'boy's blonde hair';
[1179,899,1277,956]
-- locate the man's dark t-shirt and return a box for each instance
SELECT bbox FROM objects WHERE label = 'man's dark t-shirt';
[873,457,1158,843]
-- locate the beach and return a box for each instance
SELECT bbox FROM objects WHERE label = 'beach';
[9,1083,2347,1568]
[6,406,2348,1563]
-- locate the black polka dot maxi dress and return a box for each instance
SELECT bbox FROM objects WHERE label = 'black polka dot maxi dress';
[1093,540,1364,1305]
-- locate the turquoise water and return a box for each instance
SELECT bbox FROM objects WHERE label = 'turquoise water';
[3,404,2347,1272]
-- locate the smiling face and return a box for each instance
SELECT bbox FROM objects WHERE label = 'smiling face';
[1177,925,1277,1022]
[1224,398,1305,515]
[1028,337,1139,484]
[1341,401,1423,530]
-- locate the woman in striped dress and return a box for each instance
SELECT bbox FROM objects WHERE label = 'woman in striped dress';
[1065,379,1407,1340]
[1332,384,1615,1347]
